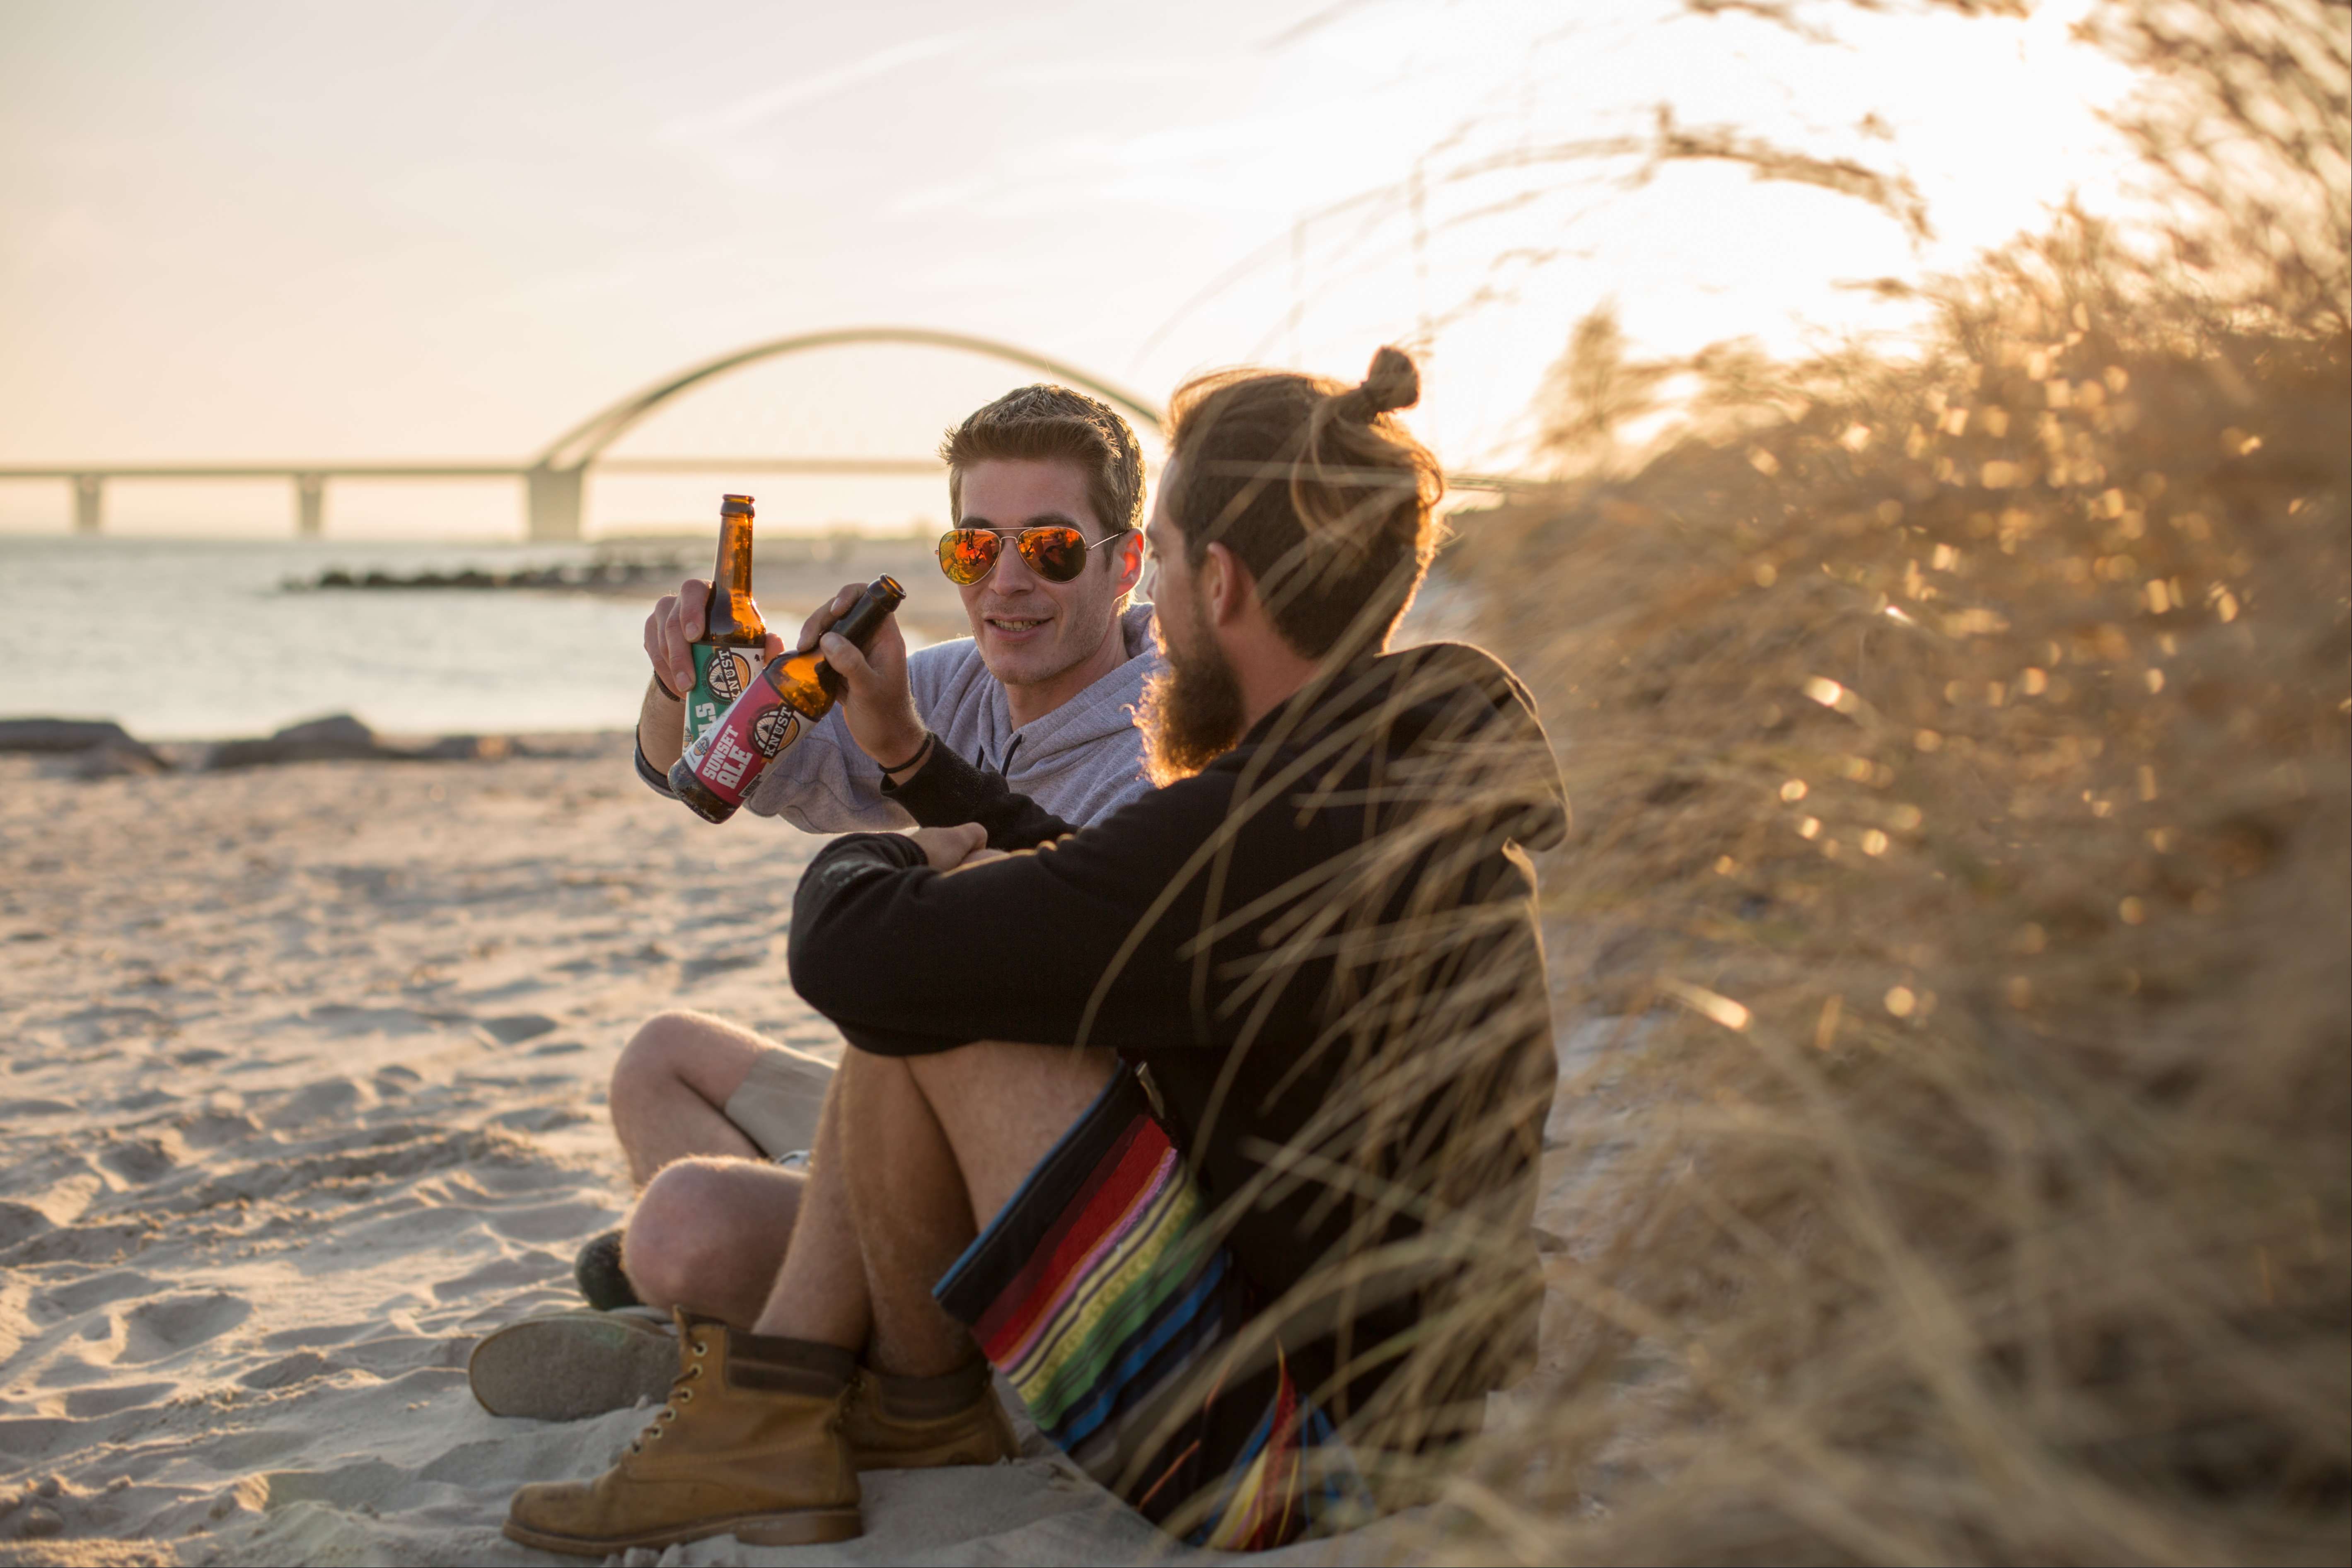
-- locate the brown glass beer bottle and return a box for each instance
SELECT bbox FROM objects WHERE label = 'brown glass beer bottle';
[669,574,907,824]
[683,494,769,747]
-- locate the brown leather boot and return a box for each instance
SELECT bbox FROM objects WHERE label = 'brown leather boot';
[843,1357,1020,1471]
[503,1314,861,1556]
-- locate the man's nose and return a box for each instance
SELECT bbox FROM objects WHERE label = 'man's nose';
[988,541,1044,594]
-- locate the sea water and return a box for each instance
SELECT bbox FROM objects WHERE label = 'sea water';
[0,536,684,741]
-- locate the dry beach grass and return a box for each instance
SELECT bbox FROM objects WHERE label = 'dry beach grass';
[1415,218,2349,1568]
[1356,7,2351,1559]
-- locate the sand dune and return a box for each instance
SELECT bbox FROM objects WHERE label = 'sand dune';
[0,740,1583,1566]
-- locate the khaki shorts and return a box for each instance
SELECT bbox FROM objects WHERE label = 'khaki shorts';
[720,1044,835,1162]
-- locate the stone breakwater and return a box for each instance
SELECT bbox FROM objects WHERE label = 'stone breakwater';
[0,716,573,781]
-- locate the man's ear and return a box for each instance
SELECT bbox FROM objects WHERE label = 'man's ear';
[1201,541,1252,628]
[1112,529,1144,599]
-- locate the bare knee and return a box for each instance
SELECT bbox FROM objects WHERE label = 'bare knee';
[613,1009,771,1108]
[623,1159,748,1310]
[611,1010,709,1103]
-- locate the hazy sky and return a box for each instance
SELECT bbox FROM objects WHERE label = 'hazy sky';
[0,0,2137,535]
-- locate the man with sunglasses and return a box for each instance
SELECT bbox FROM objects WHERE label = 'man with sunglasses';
[468,387,1156,1423]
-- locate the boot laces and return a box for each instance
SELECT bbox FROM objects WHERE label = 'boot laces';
[626,1334,710,1454]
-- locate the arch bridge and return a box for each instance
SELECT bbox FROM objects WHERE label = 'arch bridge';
[0,328,1528,537]
[522,327,1166,541]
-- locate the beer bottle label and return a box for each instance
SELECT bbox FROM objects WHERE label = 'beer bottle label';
[684,644,768,746]
[679,676,805,806]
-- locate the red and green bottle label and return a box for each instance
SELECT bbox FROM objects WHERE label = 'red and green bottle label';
[684,644,766,747]
[679,673,804,805]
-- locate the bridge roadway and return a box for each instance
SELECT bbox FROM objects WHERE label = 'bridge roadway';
[0,327,1533,539]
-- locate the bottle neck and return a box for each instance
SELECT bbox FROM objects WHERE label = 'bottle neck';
[830,592,897,648]
[708,517,760,640]
[776,583,902,706]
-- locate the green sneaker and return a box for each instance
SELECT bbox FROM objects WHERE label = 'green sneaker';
[469,1308,678,1421]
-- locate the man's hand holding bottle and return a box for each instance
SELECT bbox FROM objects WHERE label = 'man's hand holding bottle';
[647,574,928,773]
[795,583,930,782]
[644,578,788,705]
[636,577,786,773]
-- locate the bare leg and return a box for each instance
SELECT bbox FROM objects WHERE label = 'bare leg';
[833,1049,981,1377]
[753,1058,873,1351]
[755,1042,1113,1377]
[607,1010,773,1184]
[622,1157,805,1327]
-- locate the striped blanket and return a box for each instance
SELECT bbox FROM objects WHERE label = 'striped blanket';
[934,1068,1370,1550]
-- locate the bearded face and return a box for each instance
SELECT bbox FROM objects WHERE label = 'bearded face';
[1139,589,1247,786]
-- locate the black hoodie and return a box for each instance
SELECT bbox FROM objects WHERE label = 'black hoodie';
[788,642,1565,1427]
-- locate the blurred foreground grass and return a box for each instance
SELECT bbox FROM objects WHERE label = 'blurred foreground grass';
[1420,5,2347,1560]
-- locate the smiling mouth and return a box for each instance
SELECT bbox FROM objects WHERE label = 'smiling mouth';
[986,615,1051,633]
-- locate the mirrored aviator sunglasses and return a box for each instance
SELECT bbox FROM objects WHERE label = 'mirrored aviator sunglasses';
[936,525,1130,586]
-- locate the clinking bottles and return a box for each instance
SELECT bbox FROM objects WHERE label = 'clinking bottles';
[683,494,768,748]
[668,575,906,824]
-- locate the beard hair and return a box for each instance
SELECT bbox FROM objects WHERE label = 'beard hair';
[1139,604,1247,786]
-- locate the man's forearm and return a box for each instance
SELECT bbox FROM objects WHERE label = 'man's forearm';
[882,735,1077,850]
[637,678,686,771]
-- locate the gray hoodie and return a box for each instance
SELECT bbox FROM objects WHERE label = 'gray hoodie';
[739,603,1160,832]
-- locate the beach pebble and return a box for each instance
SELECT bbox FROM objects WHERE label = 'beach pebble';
[17,1503,63,1538]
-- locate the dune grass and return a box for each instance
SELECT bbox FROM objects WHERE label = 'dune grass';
[1291,7,2351,1559]
[1435,244,2346,1559]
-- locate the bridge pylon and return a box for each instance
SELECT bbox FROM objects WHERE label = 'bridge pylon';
[526,464,585,542]
[295,473,326,537]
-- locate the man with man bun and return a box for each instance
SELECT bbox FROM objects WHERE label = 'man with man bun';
[504,348,1564,1555]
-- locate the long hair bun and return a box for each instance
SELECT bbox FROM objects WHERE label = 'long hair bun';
[1338,345,1420,422]
[1162,347,1443,660]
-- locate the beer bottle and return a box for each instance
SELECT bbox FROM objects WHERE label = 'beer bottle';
[670,574,907,824]
[683,494,768,747]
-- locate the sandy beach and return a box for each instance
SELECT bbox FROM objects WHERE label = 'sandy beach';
[0,737,1584,1566]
